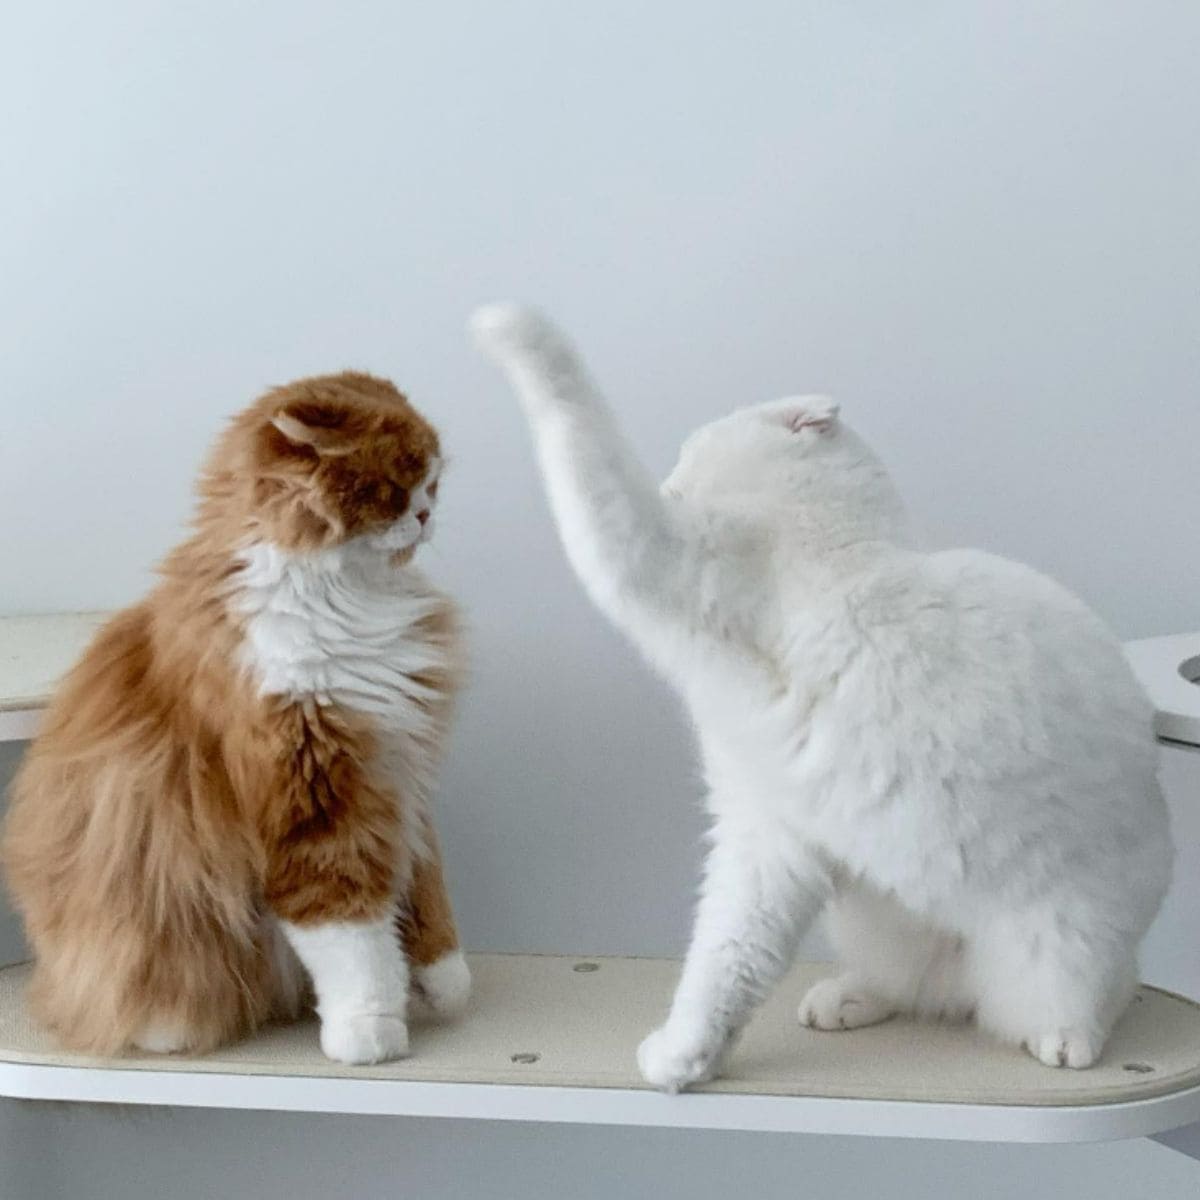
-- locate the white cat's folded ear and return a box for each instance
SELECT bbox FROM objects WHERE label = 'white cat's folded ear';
[776,395,840,434]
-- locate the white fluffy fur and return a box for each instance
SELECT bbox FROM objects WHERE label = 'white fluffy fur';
[472,303,1174,1091]
[232,500,464,1064]
[234,537,447,714]
[234,531,452,838]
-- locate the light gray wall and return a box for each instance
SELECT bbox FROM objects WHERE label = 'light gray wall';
[2,2,1198,637]
[1,1,1198,1197]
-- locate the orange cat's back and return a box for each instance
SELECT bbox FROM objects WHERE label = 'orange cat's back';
[3,602,274,1053]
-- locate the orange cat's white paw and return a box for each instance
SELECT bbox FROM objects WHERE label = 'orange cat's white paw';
[319,1013,409,1065]
[415,950,472,1018]
[132,1020,191,1055]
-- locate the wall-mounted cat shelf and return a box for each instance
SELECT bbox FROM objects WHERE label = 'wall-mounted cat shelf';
[0,954,1199,1150]
[2,614,1199,1161]
[1125,634,1200,748]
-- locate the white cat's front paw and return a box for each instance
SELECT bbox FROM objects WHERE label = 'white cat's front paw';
[319,1013,410,1065]
[637,1026,722,1093]
[1026,1028,1100,1069]
[798,977,894,1031]
[414,951,472,1019]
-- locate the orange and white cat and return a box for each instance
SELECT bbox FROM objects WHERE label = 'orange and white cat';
[4,372,469,1064]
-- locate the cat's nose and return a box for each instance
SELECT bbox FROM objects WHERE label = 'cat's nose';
[416,509,431,526]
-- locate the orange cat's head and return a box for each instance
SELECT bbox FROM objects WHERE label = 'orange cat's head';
[205,371,443,559]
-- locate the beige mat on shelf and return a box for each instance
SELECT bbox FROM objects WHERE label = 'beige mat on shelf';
[2,955,1198,1108]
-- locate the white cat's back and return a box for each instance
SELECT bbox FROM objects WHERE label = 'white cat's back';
[915,546,1156,766]
[744,544,1171,909]
[783,544,1157,776]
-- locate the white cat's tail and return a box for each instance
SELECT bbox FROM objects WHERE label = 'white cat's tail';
[470,304,606,417]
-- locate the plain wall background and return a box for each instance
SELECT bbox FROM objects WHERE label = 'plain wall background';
[1,1,1198,1196]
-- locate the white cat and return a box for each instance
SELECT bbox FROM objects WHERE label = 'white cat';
[472,303,1174,1093]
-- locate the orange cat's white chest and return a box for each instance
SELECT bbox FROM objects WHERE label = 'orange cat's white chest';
[231,541,452,734]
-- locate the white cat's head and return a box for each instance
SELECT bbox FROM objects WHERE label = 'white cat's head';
[661,396,905,543]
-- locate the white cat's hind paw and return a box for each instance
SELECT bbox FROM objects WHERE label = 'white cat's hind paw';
[414,950,472,1019]
[636,1027,722,1093]
[798,977,894,1031]
[319,1013,410,1066]
[1026,1028,1100,1069]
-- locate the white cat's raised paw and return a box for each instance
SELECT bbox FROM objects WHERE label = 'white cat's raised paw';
[636,1026,722,1093]
[798,976,894,1031]
[319,1012,410,1065]
[414,950,472,1019]
[470,303,556,358]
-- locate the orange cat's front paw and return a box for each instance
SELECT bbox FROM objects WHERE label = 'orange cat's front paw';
[414,951,472,1019]
[319,1013,409,1065]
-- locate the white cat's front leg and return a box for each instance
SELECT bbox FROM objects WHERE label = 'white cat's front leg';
[472,304,739,659]
[281,916,410,1065]
[638,826,829,1092]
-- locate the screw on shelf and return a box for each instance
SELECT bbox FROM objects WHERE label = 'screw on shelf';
[1123,1062,1155,1074]
[510,1052,540,1065]
[573,962,600,973]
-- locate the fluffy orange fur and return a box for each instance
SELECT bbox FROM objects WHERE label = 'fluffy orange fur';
[3,372,464,1055]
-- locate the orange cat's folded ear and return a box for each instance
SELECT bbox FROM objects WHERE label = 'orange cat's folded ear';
[266,403,357,459]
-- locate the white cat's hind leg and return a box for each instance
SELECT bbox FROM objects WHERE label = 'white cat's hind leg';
[800,883,973,1033]
[970,908,1137,1069]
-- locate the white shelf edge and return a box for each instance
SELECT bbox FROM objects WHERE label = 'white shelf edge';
[1125,633,1200,749]
[2,1060,1200,1145]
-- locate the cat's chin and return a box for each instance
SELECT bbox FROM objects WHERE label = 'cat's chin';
[389,546,418,567]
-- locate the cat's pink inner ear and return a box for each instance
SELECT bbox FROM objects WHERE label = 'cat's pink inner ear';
[784,397,840,434]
